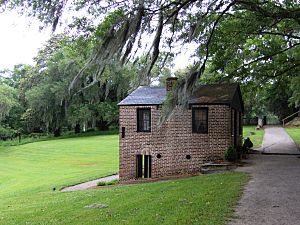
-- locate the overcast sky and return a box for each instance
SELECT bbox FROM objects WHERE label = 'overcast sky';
[0,10,192,72]
[0,11,51,70]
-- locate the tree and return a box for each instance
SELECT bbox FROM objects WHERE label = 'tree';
[290,76,300,108]
[20,33,133,134]
[0,84,18,121]
[1,0,300,121]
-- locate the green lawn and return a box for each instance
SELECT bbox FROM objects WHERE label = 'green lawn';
[285,127,300,149]
[243,125,264,149]
[0,134,248,225]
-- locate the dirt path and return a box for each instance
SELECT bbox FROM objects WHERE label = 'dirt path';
[61,174,119,192]
[228,127,300,225]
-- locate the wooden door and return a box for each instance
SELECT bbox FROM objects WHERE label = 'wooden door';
[136,155,143,178]
[144,155,151,178]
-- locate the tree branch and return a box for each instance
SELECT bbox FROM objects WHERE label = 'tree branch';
[238,42,300,70]
[164,0,197,25]
[237,0,300,20]
[251,31,300,40]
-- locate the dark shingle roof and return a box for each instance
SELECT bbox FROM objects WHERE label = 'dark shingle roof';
[118,86,166,105]
[189,83,238,104]
[118,83,243,112]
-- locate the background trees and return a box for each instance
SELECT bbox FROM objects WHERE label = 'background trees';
[0,84,18,120]
[0,0,299,136]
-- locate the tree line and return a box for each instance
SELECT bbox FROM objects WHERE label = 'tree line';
[0,0,299,138]
[0,34,172,138]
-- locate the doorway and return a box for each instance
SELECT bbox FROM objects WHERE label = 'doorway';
[136,154,152,178]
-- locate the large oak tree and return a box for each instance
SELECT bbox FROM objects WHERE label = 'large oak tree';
[1,0,299,120]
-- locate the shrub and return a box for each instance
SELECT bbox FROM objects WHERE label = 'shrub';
[97,181,106,186]
[106,179,119,185]
[97,179,119,186]
[0,126,15,136]
[86,128,96,133]
[243,137,253,149]
[0,126,18,141]
[224,146,238,162]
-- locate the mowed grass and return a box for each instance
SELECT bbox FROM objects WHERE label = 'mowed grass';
[1,173,248,225]
[285,127,300,149]
[0,134,119,224]
[243,125,264,149]
[0,134,248,225]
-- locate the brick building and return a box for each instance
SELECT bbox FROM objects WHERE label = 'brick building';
[118,78,244,181]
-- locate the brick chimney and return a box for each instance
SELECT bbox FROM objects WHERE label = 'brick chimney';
[166,77,178,92]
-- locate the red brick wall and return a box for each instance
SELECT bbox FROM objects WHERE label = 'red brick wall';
[119,105,233,181]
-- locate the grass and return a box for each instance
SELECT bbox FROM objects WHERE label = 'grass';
[0,129,118,147]
[0,134,119,221]
[243,125,264,149]
[0,134,249,225]
[1,172,248,225]
[285,127,300,149]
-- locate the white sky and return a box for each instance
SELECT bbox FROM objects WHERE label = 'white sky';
[0,10,192,72]
[0,11,51,70]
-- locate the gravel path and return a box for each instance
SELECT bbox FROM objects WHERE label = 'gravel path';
[259,126,299,154]
[228,127,300,225]
[61,174,119,192]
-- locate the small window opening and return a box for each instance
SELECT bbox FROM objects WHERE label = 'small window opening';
[186,155,191,160]
[157,154,162,159]
[121,127,125,138]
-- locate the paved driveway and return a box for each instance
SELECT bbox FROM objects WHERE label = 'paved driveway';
[228,127,300,225]
[259,126,299,154]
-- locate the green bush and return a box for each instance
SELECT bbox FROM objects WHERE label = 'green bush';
[97,179,119,186]
[224,146,238,161]
[96,181,106,186]
[0,126,17,137]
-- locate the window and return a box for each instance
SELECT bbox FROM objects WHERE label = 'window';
[137,108,151,132]
[192,107,208,133]
[121,127,125,138]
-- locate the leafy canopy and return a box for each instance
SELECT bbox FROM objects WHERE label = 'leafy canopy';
[1,0,300,121]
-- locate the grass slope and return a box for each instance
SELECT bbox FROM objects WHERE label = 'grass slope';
[0,130,118,147]
[285,127,300,149]
[0,134,248,225]
[1,173,248,225]
[0,135,119,218]
[243,126,264,149]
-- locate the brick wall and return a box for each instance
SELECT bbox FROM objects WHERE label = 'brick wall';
[119,104,234,181]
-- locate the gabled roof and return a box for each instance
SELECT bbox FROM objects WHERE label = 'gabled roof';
[190,83,244,112]
[118,86,166,106]
[118,83,244,112]
[189,83,238,104]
